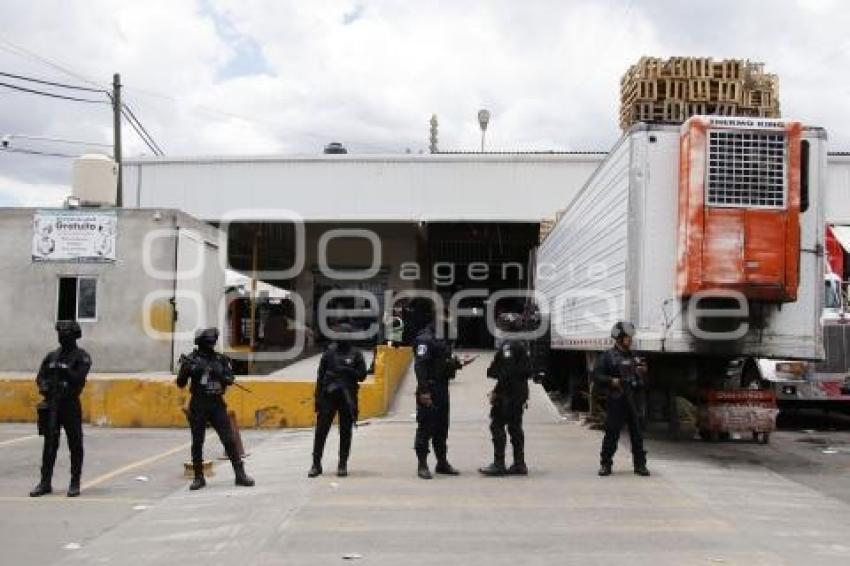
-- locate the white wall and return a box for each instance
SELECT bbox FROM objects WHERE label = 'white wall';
[826,155,850,224]
[123,154,605,222]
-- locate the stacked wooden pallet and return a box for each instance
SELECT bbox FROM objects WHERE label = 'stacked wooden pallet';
[539,218,556,243]
[539,210,565,243]
[619,56,780,131]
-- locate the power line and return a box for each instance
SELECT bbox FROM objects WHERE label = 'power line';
[5,134,112,148]
[0,80,108,104]
[0,70,106,93]
[121,108,159,155]
[122,103,164,155]
[121,107,162,156]
[0,35,104,88]
[0,146,76,158]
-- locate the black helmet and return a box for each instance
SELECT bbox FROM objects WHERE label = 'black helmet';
[194,327,219,347]
[333,321,356,335]
[497,312,523,332]
[55,320,82,339]
[408,299,434,335]
[331,321,356,349]
[611,321,635,340]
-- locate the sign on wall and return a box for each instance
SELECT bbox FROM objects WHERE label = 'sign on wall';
[32,209,117,262]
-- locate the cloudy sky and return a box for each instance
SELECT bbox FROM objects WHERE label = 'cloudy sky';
[1,0,848,206]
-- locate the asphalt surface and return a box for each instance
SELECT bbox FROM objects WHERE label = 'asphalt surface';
[2,353,850,565]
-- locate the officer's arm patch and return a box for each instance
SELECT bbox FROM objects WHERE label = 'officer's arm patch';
[416,344,428,357]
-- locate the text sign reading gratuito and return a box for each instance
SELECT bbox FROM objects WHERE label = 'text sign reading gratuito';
[32,209,117,262]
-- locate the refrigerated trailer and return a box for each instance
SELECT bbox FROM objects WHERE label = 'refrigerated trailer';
[535,116,826,409]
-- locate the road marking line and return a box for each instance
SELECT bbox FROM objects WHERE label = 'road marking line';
[81,442,190,490]
[0,434,39,447]
[0,496,153,503]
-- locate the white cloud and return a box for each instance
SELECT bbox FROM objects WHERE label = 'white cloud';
[0,174,68,207]
[1,0,850,203]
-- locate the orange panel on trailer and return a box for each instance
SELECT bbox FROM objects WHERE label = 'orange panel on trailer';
[743,210,786,287]
[702,209,744,284]
[676,116,802,302]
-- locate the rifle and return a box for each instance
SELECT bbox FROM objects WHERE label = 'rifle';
[177,353,251,393]
[37,361,64,438]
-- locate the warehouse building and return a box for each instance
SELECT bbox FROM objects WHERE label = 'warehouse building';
[123,152,604,348]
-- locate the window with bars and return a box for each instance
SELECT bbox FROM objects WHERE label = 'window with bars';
[706,130,787,208]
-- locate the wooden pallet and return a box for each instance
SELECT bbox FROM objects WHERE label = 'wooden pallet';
[619,55,780,131]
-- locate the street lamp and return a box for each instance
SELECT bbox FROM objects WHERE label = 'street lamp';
[478,109,490,152]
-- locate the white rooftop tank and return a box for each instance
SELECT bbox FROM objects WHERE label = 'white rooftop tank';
[72,153,118,206]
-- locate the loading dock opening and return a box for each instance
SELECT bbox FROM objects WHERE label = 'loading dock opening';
[221,221,540,351]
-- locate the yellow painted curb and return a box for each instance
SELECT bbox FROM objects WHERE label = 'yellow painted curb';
[0,346,412,429]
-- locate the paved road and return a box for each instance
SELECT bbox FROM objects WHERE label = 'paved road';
[2,352,850,565]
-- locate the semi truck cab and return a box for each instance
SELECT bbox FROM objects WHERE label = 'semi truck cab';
[756,271,850,409]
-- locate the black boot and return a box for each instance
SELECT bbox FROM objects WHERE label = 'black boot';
[69,454,83,498]
[29,478,52,497]
[507,450,528,475]
[189,462,206,490]
[30,461,53,497]
[479,453,506,476]
[435,459,459,475]
[633,451,650,476]
[634,463,651,477]
[434,447,459,475]
[338,445,350,477]
[417,454,432,480]
[233,460,255,487]
[598,463,613,477]
[308,456,323,478]
[67,475,81,498]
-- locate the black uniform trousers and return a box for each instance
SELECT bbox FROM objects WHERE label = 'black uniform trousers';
[490,404,524,459]
[600,392,646,467]
[313,389,354,462]
[41,397,84,482]
[414,384,450,461]
[188,395,239,464]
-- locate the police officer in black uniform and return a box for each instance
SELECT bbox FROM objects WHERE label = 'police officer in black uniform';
[595,321,650,477]
[177,327,254,490]
[30,321,91,498]
[413,316,461,479]
[308,323,367,478]
[480,313,532,476]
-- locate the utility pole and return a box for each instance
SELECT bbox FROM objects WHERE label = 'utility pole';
[112,73,123,207]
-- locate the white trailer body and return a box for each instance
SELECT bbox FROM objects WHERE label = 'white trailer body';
[536,119,827,361]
